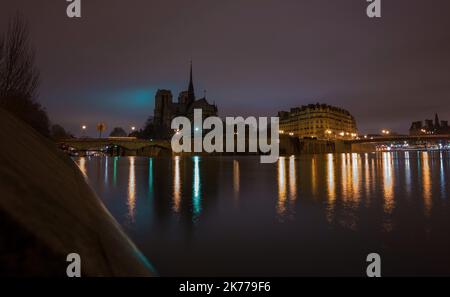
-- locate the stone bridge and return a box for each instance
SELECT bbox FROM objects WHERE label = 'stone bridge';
[346,134,450,144]
[59,138,172,157]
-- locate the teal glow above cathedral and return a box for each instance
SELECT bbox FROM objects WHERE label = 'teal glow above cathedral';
[94,88,156,109]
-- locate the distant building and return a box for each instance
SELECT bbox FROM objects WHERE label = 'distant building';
[278,103,358,140]
[409,113,449,135]
[153,63,218,138]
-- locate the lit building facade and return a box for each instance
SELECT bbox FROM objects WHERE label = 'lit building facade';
[278,103,358,140]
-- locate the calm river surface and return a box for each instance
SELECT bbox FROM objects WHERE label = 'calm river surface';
[75,151,450,276]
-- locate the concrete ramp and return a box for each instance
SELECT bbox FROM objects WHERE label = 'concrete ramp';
[0,108,155,276]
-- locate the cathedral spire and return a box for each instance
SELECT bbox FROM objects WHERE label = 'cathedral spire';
[435,113,440,128]
[188,61,195,102]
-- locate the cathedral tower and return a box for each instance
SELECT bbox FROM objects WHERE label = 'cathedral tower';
[187,61,195,104]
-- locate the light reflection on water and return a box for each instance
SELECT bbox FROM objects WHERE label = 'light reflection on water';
[277,157,287,217]
[341,153,348,202]
[364,153,371,205]
[173,156,181,212]
[77,156,87,176]
[75,151,450,276]
[127,156,136,222]
[288,156,297,202]
[441,152,446,198]
[422,152,432,216]
[311,156,317,196]
[383,152,394,214]
[326,153,335,222]
[405,151,411,196]
[192,156,201,220]
[233,160,240,198]
[148,158,153,196]
[113,156,118,186]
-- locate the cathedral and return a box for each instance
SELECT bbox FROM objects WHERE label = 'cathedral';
[153,64,218,138]
[410,113,449,135]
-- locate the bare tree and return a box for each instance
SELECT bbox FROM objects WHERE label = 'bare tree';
[0,13,40,99]
[96,123,107,138]
[0,14,49,137]
[0,34,4,87]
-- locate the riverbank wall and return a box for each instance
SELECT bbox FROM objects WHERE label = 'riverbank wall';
[279,136,376,155]
[0,108,155,276]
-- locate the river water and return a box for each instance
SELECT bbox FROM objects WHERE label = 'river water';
[75,151,450,276]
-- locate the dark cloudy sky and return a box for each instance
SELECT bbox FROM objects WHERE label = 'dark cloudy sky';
[1,0,449,136]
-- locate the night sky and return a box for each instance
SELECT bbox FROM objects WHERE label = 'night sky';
[1,0,449,136]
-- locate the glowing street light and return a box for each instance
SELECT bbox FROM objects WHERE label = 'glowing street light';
[81,125,87,138]
[129,126,136,136]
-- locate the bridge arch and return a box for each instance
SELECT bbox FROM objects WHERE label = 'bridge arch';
[58,139,172,157]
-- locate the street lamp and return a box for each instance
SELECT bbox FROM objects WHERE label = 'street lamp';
[129,126,136,137]
[81,125,87,138]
